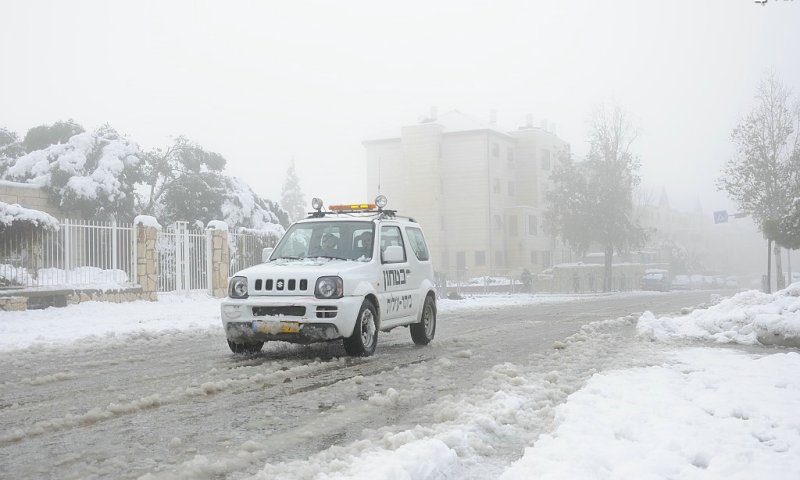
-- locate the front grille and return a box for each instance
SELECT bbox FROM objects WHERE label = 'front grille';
[252,306,306,317]
[316,306,338,319]
[254,278,309,292]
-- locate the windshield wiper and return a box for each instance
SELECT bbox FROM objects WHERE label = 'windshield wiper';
[315,255,345,260]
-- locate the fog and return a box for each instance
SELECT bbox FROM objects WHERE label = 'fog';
[2,0,798,212]
[2,0,800,285]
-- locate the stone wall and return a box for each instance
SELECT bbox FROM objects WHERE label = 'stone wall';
[0,296,27,311]
[135,223,159,301]
[0,180,66,217]
[209,227,230,298]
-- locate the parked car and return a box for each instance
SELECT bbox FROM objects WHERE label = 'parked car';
[641,269,671,291]
[220,196,437,357]
[671,274,691,290]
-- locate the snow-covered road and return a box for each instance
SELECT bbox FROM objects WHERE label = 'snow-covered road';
[1,290,798,479]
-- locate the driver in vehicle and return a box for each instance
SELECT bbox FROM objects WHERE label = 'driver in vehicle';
[355,231,373,258]
[320,233,339,256]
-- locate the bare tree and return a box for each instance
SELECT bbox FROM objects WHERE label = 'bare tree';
[718,74,800,291]
[546,104,646,291]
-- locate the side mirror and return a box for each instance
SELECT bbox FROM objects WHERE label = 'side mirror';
[262,247,274,262]
[382,245,404,263]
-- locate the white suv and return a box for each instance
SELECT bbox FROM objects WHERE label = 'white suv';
[220,196,437,356]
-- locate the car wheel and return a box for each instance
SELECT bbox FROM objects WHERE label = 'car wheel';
[227,340,264,354]
[343,300,378,357]
[410,295,436,345]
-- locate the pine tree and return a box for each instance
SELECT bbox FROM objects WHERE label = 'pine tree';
[281,160,306,222]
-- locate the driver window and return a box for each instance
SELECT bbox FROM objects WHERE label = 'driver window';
[380,225,406,263]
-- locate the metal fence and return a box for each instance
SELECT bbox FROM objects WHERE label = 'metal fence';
[2,218,272,294]
[0,219,136,289]
[157,222,210,294]
[228,231,276,277]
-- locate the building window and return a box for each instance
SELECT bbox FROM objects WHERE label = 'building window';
[475,251,486,266]
[507,148,514,163]
[530,250,538,264]
[528,215,538,236]
[492,142,499,157]
[508,215,518,236]
[542,251,551,268]
[541,149,551,170]
[493,215,502,230]
[508,182,515,196]
[495,250,504,266]
[493,178,501,194]
[456,251,466,271]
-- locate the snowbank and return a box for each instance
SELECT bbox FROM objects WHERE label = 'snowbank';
[637,283,800,347]
[499,348,800,479]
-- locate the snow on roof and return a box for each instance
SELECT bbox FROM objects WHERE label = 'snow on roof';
[0,201,59,230]
[0,179,42,190]
[427,110,512,137]
[364,110,513,142]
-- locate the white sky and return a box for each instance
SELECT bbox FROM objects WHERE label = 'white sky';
[1,0,799,212]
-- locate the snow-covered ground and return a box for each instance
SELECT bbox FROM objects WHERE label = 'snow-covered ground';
[2,287,799,479]
[0,291,655,352]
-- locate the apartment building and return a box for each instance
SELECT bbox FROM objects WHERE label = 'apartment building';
[363,110,570,279]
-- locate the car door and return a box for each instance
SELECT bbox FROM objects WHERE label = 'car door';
[403,224,431,317]
[377,223,414,328]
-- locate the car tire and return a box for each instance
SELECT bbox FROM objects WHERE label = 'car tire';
[343,300,378,357]
[227,340,264,354]
[410,295,436,345]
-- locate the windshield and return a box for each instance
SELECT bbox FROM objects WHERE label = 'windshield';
[270,221,375,261]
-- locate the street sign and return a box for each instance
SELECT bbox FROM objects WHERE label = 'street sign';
[713,210,729,224]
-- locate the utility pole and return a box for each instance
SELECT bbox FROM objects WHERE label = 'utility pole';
[766,239,772,294]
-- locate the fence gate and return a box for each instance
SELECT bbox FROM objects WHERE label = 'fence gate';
[157,222,210,294]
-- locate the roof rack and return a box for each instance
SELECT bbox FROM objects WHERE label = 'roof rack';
[304,195,413,221]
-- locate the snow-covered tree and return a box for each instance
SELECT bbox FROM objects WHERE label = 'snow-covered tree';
[23,119,84,153]
[0,127,25,177]
[158,172,287,235]
[141,136,226,215]
[545,104,646,291]
[280,160,306,222]
[3,125,142,219]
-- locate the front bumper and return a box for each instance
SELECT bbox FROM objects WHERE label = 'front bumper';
[221,295,363,345]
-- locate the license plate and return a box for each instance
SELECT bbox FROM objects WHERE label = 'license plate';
[252,321,301,334]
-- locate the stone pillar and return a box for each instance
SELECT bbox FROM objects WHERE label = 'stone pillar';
[134,217,161,301]
[207,223,230,298]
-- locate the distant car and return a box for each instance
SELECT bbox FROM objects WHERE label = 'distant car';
[671,275,691,290]
[641,269,670,292]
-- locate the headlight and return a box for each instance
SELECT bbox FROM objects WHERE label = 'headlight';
[315,276,343,299]
[229,276,249,299]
